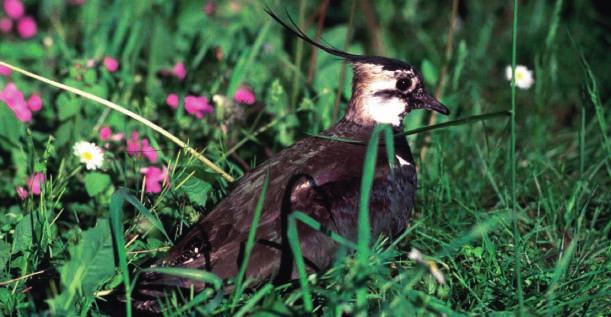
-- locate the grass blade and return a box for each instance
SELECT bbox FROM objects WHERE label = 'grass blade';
[308,111,511,144]
[109,189,132,317]
[286,211,313,312]
[290,212,357,249]
[356,124,394,315]
[234,284,274,317]
[403,111,510,136]
[143,267,223,313]
[289,0,307,108]
[111,188,171,242]
[509,0,525,313]
[545,238,577,315]
[142,267,222,290]
[579,55,610,155]
[286,210,361,313]
[231,175,270,307]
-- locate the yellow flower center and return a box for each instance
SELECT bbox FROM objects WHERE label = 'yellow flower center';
[82,151,93,161]
[516,71,525,81]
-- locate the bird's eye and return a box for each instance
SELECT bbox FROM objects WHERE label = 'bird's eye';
[396,77,411,91]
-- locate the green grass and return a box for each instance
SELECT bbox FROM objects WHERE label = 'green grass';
[0,0,609,316]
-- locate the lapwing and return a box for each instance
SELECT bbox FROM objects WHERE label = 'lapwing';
[134,9,449,312]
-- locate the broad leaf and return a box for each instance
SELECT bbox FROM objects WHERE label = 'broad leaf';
[47,219,116,313]
[56,93,82,121]
[13,215,35,253]
[84,172,111,197]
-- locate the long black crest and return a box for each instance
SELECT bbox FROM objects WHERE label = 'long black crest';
[264,7,414,71]
[264,7,360,61]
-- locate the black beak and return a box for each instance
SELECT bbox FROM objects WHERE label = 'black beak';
[420,93,450,115]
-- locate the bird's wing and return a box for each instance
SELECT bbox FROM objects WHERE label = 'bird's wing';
[137,138,368,288]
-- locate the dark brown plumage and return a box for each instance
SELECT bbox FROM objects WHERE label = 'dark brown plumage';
[134,10,449,312]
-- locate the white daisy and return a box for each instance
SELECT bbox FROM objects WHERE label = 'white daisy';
[73,141,104,170]
[505,65,534,89]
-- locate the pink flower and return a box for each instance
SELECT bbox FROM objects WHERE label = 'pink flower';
[172,62,186,81]
[0,17,12,33]
[16,186,27,200]
[184,95,213,118]
[69,0,85,5]
[0,82,31,122]
[110,132,124,141]
[17,16,37,39]
[99,127,123,143]
[27,93,42,112]
[166,93,179,109]
[203,1,216,16]
[234,87,256,105]
[0,64,11,76]
[141,138,157,163]
[140,166,169,194]
[11,104,31,121]
[86,59,95,68]
[26,172,45,195]
[3,0,24,19]
[127,131,140,156]
[103,56,119,72]
[99,126,112,141]
[127,131,162,161]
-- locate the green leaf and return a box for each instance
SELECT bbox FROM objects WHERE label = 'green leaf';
[88,84,109,101]
[0,41,45,59]
[54,120,75,147]
[10,149,28,183]
[0,240,10,268]
[180,177,213,206]
[0,105,25,150]
[84,172,111,197]
[47,219,116,313]
[57,93,82,121]
[174,164,219,206]
[13,215,34,253]
[83,69,97,84]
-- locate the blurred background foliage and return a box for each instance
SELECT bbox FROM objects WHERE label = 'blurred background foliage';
[0,0,609,315]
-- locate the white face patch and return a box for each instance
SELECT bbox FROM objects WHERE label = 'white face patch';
[360,76,406,126]
[362,95,405,126]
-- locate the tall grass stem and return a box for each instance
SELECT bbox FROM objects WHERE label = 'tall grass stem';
[510,0,525,313]
[289,0,307,108]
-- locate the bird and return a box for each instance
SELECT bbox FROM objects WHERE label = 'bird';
[133,9,449,312]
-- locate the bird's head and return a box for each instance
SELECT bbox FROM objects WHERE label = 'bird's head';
[266,9,449,127]
[346,59,448,126]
